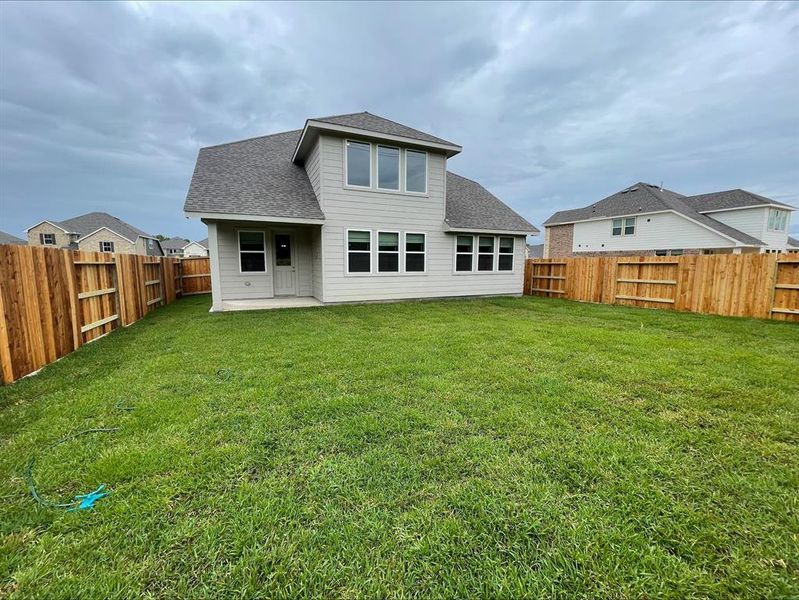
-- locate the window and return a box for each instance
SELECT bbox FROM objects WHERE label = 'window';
[612,217,635,236]
[377,231,399,272]
[347,230,371,273]
[346,141,371,187]
[238,231,266,272]
[405,150,427,194]
[478,236,495,271]
[655,249,667,256]
[671,249,683,256]
[275,234,292,266]
[100,241,114,253]
[377,146,399,191]
[40,233,55,245]
[405,233,426,272]
[148,239,154,249]
[498,237,514,271]
[455,235,473,271]
[768,209,787,231]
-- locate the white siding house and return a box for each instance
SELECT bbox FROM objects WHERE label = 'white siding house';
[184,112,537,311]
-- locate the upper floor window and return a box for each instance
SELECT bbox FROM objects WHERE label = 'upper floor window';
[100,241,114,253]
[238,231,266,272]
[768,209,788,232]
[405,150,427,194]
[346,141,371,187]
[377,146,399,191]
[39,233,56,245]
[612,217,636,236]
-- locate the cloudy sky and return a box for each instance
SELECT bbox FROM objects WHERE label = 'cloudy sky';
[1,1,797,241]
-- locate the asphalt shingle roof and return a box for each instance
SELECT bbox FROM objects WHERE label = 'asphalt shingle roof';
[789,236,799,248]
[683,189,794,212]
[184,130,325,220]
[312,112,458,147]
[56,212,153,241]
[446,172,538,233]
[543,182,770,246]
[198,238,209,248]
[0,230,26,245]
[160,237,190,250]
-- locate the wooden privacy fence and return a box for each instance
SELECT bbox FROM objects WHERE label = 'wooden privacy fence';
[0,245,211,384]
[524,254,799,322]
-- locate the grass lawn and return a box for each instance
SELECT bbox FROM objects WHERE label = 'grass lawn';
[1,295,797,599]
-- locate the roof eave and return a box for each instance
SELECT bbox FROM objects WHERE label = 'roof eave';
[444,223,539,236]
[292,120,462,163]
[185,210,325,225]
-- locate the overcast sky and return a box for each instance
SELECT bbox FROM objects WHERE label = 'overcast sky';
[1,1,797,241]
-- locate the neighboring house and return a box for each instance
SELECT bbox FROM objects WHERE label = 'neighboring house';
[183,111,538,311]
[26,212,163,256]
[543,183,795,258]
[525,243,544,259]
[0,230,27,245]
[161,237,209,257]
[788,236,799,254]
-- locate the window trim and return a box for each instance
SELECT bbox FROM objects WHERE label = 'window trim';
[768,208,787,232]
[403,231,427,274]
[477,235,496,271]
[237,229,267,274]
[100,241,115,253]
[345,228,373,276]
[498,236,514,272]
[344,139,372,189]
[453,234,517,274]
[376,230,401,274]
[455,234,475,273]
[40,233,56,245]
[404,149,428,195]
[376,145,400,192]
[612,216,636,236]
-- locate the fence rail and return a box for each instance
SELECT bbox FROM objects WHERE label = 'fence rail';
[0,245,211,384]
[524,254,798,322]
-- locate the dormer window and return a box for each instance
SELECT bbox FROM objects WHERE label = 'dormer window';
[405,150,427,194]
[345,140,371,187]
[768,209,788,232]
[377,146,399,190]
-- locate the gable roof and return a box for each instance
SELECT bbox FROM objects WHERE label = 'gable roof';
[445,173,538,234]
[161,236,190,250]
[50,212,154,242]
[544,182,766,246]
[0,230,26,245]
[311,112,458,147]
[198,238,209,249]
[184,130,325,221]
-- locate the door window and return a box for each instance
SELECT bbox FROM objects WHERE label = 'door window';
[275,234,292,266]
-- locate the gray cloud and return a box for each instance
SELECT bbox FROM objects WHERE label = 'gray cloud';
[1,1,797,241]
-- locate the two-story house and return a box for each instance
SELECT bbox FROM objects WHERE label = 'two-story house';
[183,112,538,311]
[161,237,209,257]
[543,183,795,258]
[26,212,163,256]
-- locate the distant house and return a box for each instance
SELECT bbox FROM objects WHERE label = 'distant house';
[161,237,209,257]
[26,212,163,256]
[788,236,799,254]
[543,183,795,258]
[0,230,27,245]
[183,111,538,311]
[525,244,543,259]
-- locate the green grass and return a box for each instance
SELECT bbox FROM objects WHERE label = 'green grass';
[1,296,797,599]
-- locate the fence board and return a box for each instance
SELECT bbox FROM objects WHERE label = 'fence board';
[525,254,798,322]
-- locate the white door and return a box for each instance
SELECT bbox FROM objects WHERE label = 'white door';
[273,233,296,295]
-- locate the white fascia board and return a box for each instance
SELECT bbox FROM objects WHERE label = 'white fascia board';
[699,204,796,214]
[76,226,135,244]
[185,211,325,225]
[293,120,462,162]
[25,219,71,233]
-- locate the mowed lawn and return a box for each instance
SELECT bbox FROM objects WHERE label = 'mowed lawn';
[1,296,797,599]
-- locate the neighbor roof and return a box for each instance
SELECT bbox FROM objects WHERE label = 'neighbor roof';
[544,183,767,246]
[184,130,325,221]
[789,236,799,248]
[54,212,154,242]
[526,243,544,258]
[683,189,794,212]
[160,237,190,250]
[0,230,26,245]
[446,173,538,234]
[198,238,209,249]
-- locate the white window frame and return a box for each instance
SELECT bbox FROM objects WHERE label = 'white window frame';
[375,230,401,274]
[477,235,496,272]
[346,228,373,275]
[237,230,267,274]
[100,241,115,253]
[455,234,475,273]
[403,232,426,274]
[404,149,428,195]
[497,236,514,272]
[768,209,787,232]
[612,216,636,236]
[344,140,372,189]
[376,145,400,192]
[40,233,56,245]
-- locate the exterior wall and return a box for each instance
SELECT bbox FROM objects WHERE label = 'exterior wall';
[544,224,574,258]
[135,237,163,256]
[212,221,317,302]
[317,134,524,302]
[78,229,136,254]
[312,226,324,301]
[183,242,208,257]
[306,138,322,210]
[708,207,767,241]
[27,223,74,248]
[571,211,734,254]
